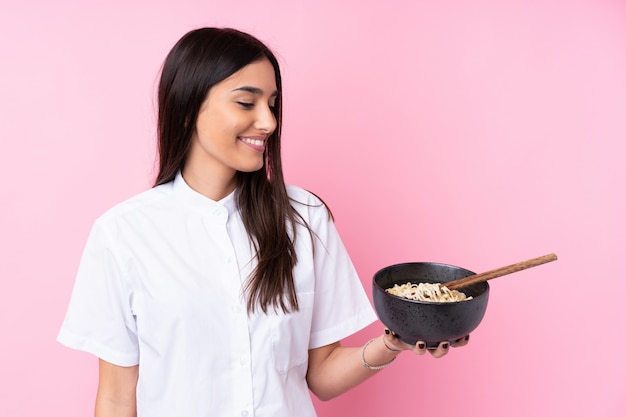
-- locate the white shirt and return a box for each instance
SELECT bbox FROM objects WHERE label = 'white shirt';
[58,172,377,417]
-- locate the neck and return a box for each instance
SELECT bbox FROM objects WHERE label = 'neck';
[181,165,237,201]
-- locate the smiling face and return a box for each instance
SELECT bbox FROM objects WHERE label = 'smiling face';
[182,57,278,199]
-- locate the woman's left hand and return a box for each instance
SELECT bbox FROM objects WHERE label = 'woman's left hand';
[382,329,470,359]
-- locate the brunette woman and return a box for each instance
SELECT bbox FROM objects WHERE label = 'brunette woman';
[58,27,465,417]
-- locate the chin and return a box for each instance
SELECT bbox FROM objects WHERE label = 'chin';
[238,162,265,174]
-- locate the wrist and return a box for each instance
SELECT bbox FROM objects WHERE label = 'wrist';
[381,334,401,352]
[361,337,399,371]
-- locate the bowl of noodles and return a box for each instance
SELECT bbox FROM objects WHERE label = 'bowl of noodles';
[372,262,490,347]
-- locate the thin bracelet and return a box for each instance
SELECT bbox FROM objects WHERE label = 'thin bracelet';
[381,335,401,352]
[361,338,397,370]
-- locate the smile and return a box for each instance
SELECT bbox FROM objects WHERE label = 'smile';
[238,136,267,151]
[239,137,265,146]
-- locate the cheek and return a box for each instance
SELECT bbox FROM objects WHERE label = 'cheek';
[207,112,244,138]
[195,102,251,145]
[195,113,223,140]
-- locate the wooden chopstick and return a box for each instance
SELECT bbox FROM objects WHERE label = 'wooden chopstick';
[444,253,558,291]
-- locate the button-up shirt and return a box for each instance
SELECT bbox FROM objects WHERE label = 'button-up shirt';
[58,172,377,416]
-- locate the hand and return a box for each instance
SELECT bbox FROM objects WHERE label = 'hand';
[382,329,470,359]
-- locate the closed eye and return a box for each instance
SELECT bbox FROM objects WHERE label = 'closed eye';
[237,101,254,109]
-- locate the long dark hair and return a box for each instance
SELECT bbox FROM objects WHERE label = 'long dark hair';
[155,27,301,314]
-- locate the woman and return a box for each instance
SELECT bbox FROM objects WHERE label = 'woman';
[58,27,467,417]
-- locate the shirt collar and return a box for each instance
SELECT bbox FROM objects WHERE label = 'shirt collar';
[173,171,237,216]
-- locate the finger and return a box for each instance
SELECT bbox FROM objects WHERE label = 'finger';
[453,334,470,348]
[384,328,421,353]
[428,341,450,358]
[382,330,403,352]
[412,341,428,356]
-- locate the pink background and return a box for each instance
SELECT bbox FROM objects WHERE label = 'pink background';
[1,0,625,416]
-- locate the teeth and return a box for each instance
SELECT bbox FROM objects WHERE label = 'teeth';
[241,138,265,146]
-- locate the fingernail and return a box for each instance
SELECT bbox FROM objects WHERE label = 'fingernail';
[417,342,426,349]
[384,329,390,335]
[442,342,449,349]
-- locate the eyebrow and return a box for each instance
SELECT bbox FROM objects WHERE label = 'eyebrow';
[233,86,278,97]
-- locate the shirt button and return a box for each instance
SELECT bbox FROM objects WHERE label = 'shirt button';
[240,357,248,366]
[241,411,249,417]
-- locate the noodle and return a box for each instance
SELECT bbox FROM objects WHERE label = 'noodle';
[385,282,472,302]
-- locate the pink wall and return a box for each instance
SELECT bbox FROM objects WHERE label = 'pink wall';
[1,0,625,415]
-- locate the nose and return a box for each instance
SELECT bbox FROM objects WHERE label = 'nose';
[254,104,277,134]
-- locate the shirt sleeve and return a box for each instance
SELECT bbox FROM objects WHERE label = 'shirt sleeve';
[57,219,140,366]
[307,205,378,349]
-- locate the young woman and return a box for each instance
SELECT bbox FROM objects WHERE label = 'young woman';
[58,27,467,417]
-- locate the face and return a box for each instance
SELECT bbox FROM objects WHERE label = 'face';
[184,57,278,192]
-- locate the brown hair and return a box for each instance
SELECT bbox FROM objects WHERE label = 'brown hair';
[155,27,304,314]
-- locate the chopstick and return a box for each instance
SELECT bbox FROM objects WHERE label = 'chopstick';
[443,253,558,291]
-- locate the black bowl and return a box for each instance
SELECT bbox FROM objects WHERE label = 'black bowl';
[372,262,490,347]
